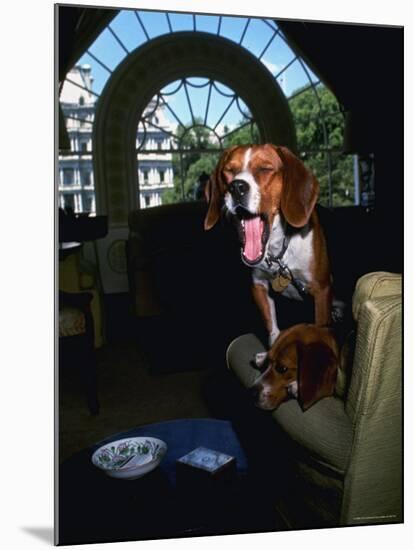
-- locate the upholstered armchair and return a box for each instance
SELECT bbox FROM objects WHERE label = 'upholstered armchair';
[59,290,99,415]
[59,245,104,348]
[59,243,103,415]
[226,272,402,528]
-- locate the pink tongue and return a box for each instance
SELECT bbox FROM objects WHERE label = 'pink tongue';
[243,217,263,261]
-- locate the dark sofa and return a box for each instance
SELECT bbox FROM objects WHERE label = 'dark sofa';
[127,201,263,373]
[126,200,391,374]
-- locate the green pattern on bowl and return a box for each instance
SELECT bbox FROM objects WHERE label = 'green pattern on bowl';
[91,437,167,479]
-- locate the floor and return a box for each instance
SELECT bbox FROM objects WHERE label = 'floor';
[58,340,212,462]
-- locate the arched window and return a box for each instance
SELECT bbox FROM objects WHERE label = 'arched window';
[59,8,356,219]
[137,78,259,207]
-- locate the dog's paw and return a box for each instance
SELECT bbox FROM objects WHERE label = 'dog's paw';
[287,381,298,398]
[251,351,267,371]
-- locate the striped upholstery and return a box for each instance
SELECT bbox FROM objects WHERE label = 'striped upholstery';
[352,271,402,320]
[59,306,86,338]
[226,272,402,527]
[59,252,104,348]
[341,272,402,525]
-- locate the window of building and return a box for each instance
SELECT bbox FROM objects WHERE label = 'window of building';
[63,169,74,186]
[159,170,165,183]
[81,171,91,186]
[83,193,95,212]
[64,194,75,211]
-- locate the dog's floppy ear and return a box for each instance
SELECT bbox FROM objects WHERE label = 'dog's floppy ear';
[276,146,319,228]
[297,340,338,411]
[204,172,221,230]
[204,147,239,230]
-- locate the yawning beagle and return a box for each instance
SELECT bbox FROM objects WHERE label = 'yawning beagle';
[251,324,338,411]
[204,144,332,345]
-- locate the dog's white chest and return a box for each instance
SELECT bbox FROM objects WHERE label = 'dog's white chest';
[282,230,313,280]
[254,224,314,299]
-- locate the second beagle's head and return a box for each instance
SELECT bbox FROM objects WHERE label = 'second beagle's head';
[251,324,338,412]
[204,144,319,266]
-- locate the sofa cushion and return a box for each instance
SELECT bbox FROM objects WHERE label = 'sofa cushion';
[272,398,352,474]
[226,333,353,475]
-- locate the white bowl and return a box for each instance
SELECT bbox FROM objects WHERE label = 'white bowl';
[91,437,167,480]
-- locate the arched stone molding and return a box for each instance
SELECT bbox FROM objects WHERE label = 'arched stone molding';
[93,31,297,226]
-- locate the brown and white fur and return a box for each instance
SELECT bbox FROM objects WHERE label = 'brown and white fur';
[251,324,338,411]
[204,144,332,346]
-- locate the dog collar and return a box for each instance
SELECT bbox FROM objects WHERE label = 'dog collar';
[264,237,309,296]
[265,236,290,270]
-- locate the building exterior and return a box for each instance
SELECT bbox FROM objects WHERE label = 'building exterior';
[136,107,175,209]
[58,65,174,213]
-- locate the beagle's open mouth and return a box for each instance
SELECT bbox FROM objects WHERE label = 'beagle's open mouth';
[233,207,270,266]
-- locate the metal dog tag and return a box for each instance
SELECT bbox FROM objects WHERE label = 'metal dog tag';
[271,272,291,293]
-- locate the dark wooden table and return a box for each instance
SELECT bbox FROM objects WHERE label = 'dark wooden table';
[57,418,277,545]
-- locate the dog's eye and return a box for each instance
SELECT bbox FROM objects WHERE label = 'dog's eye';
[275,365,288,374]
[257,166,273,173]
[224,166,238,175]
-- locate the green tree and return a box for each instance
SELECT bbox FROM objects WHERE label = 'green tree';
[163,153,219,203]
[162,86,354,207]
[163,120,218,204]
[223,122,260,147]
[290,85,354,207]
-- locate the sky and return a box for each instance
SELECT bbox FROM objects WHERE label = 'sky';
[73,8,320,131]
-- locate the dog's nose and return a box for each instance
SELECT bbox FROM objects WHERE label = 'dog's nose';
[229,179,249,200]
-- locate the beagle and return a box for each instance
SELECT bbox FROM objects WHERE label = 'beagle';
[251,324,338,411]
[204,144,332,345]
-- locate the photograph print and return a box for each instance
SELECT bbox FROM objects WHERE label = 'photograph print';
[56,2,403,545]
